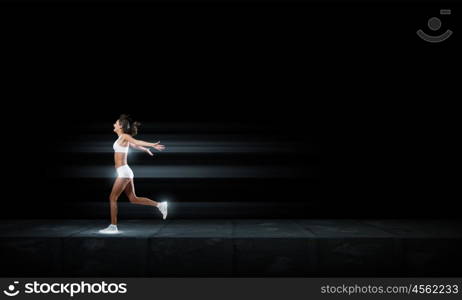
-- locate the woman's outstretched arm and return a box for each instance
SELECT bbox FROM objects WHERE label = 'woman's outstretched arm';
[129,143,154,156]
[121,134,165,151]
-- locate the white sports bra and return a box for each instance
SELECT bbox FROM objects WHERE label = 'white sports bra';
[113,135,129,153]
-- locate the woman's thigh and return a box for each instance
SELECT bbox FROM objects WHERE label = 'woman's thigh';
[110,177,131,199]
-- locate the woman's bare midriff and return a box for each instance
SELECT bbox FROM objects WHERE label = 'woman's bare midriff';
[114,152,128,168]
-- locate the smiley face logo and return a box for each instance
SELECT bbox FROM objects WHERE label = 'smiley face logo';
[3,281,20,297]
[417,9,453,43]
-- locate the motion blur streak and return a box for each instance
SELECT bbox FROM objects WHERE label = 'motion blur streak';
[65,141,310,154]
[60,165,315,178]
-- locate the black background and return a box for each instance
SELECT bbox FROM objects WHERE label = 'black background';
[1,0,459,219]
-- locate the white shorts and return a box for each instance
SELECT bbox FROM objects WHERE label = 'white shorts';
[116,165,134,179]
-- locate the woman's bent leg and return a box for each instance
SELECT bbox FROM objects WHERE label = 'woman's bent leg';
[124,179,159,207]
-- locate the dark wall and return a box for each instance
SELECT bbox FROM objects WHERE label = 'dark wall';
[2,2,459,219]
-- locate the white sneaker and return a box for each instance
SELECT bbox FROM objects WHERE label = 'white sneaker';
[98,224,119,234]
[157,201,168,220]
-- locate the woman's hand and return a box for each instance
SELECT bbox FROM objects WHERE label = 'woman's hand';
[151,141,166,151]
[145,148,154,156]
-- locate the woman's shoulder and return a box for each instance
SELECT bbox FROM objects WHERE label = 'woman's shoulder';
[120,133,133,142]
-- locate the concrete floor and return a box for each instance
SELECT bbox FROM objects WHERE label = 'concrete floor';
[1,219,461,277]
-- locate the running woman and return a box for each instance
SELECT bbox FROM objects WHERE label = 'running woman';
[99,114,166,234]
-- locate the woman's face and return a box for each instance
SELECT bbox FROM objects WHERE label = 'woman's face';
[113,120,122,132]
